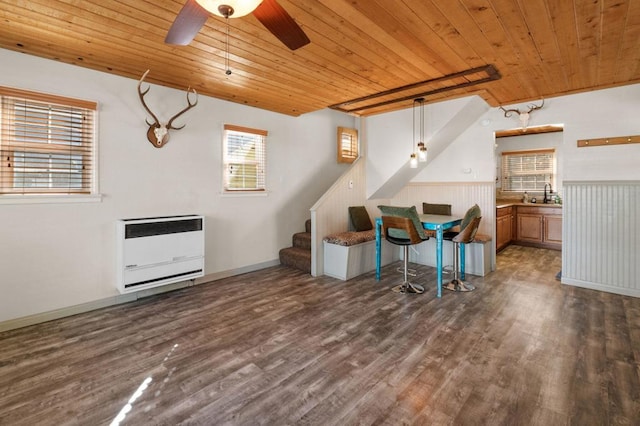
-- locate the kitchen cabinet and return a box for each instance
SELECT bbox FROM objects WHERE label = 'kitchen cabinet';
[544,214,563,244]
[515,206,562,250]
[496,206,513,252]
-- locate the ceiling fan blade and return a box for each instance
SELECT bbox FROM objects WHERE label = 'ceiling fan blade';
[165,0,210,45]
[252,0,310,50]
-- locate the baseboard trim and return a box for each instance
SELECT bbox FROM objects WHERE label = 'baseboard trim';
[0,259,281,333]
[195,259,280,284]
[561,277,640,298]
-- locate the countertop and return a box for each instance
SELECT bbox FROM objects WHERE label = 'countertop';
[496,200,563,209]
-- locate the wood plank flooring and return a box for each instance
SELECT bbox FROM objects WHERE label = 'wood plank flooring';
[1,245,639,425]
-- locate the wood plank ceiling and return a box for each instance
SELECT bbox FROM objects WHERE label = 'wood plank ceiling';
[1,0,639,116]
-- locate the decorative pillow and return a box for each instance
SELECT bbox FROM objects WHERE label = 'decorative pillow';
[348,206,373,232]
[377,205,428,240]
[422,202,452,215]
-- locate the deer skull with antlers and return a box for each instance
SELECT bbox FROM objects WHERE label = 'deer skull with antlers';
[499,99,545,131]
[137,70,198,148]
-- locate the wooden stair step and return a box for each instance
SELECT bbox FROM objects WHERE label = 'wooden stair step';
[279,246,311,274]
[292,232,311,250]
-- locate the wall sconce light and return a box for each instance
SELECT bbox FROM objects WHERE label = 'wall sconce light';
[410,97,427,168]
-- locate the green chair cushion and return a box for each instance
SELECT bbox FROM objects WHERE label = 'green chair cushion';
[422,202,452,215]
[377,205,428,240]
[461,204,482,231]
[348,206,373,231]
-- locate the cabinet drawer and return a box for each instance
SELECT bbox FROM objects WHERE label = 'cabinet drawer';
[497,206,512,217]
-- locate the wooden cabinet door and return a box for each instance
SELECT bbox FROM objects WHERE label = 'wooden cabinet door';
[544,215,562,244]
[496,214,512,252]
[517,214,543,243]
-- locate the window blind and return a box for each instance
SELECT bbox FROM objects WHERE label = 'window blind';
[223,124,267,192]
[0,87,96,195]
[501,149,554,192]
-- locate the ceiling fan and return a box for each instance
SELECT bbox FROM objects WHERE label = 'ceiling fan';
[165,0,310,50]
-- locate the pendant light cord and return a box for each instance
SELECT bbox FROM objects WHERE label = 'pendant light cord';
[420,99,424,142]
[412,99,416,153]
[225,18,232,75]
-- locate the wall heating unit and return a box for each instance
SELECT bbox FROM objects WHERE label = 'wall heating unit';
[116,215,205,294]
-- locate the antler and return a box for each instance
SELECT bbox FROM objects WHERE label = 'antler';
[166,87,198,130]
[136,69,198,148]
[500,99,545,117]
[499,106,521,118]
[525,99,544,113]
[137,69,160,127]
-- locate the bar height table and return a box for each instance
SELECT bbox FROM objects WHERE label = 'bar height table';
[375,214,464,298]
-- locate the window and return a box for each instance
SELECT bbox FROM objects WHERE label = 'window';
[0,86,96,196]
[337,127,358,163]
[501,149,555,192]
[222,124,267,192]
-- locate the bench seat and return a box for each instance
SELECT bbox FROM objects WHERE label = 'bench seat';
[407,233,493,277]
[323,230,396,280]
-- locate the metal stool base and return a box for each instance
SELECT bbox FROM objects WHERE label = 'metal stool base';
[392,282,425,294]
[445,278,475,292]
[446,240,475,292]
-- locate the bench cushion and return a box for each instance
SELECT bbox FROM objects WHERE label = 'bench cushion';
[323,230,376,246]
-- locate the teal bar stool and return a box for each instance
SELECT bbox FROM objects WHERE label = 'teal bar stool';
[443,204,481,276]
[381,215,429,294]
[446,216,482,292]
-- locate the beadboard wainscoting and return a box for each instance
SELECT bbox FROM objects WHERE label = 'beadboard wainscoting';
[562,181,640,297]
[310,158,388,277]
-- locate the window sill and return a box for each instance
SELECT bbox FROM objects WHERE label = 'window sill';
[0,194,103,205]
[220,191,269,198]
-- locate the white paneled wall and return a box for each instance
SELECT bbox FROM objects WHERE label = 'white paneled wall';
[391,181,497,271]
[310,159,389,276]
[562,181,640,297]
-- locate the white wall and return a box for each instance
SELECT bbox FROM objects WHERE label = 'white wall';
[3,48,639,324]
[379,84,640,186]
[0,49,355,324]
[365,96,484,196]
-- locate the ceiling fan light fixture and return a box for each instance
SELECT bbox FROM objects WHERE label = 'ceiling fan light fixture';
[196,0,263,18]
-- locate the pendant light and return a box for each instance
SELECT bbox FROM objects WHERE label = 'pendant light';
[410,98,426,168]
[417,98,427,162]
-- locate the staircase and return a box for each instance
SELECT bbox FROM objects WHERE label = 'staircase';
[279,219,311,273]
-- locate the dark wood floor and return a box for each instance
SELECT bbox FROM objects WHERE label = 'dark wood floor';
[1,245,639,425]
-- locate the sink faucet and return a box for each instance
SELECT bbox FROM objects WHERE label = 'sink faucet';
[544,183,552,203]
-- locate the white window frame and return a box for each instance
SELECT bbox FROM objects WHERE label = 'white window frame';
[501,148,555,192]
[222,124,267,193]
[0,86,98,203]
